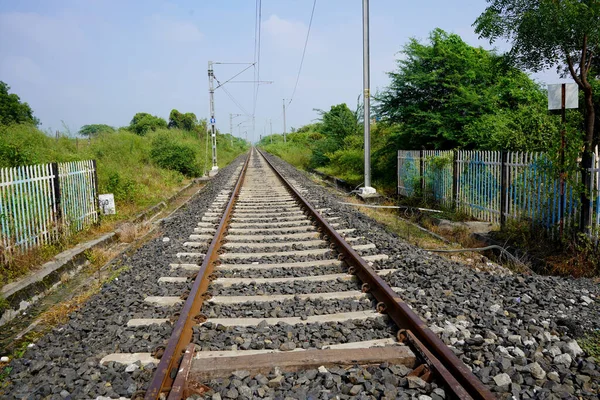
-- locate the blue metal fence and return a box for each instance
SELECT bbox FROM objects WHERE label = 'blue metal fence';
[398,150,596,240]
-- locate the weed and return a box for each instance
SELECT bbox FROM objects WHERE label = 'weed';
[579,331,600,361]
[40,284,100,326]
[0,124,248,286]
[117,222,152,244]
[0,295,8,314]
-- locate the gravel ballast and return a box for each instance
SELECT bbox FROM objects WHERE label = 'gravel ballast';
[1,157,246,399]
[263,151,600,399]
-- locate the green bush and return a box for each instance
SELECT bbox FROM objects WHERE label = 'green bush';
[105,171,138,202]
[150,134,200,177]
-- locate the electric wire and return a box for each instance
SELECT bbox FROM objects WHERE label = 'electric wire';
[288,0,317,107]
[214,74,251,116]
[215,63,256,89]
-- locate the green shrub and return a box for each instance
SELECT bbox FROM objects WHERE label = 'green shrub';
[150,134,200,177]
[105,171,138,202]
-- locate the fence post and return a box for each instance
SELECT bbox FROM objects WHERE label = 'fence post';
[419,149,424,199]
[452,150,458,209]
[50,162,62,223]
[92,160,100,224]
[500,151,508,227]
[580,151,593,235]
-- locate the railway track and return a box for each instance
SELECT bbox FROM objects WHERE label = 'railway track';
[102,148,494,399]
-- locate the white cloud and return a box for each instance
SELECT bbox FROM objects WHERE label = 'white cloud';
[149,15,203,43]
[264,14,309,50]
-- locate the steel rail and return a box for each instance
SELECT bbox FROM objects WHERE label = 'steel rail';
[257,148,495,400]
[144,152,251,400]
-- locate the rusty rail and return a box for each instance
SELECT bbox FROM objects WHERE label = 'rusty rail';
[257,148,495,400]
[144,152,251,400]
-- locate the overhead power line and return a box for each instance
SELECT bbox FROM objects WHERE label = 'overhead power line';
[288,0,317,107]
[215,63,256,89]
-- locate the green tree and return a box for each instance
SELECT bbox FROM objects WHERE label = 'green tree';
[0,81,39,126]
[79,124,115,136]
[474,0,599,160]
[375,29,554,150]
[310,103,360,168]
[129,112,167,136]
[168,109,197,131]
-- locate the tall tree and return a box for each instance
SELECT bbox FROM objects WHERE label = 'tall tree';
[375,29,554,150]
[0,81,39,126]
[129,112,167,136]
[168,109,197,131]
[474,0,600,229]
[79,124,115,136]
[474,0,599,156]
[310,103,360,168]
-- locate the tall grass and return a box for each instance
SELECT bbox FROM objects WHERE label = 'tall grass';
[0,124,248,215]
[260,133,312,170]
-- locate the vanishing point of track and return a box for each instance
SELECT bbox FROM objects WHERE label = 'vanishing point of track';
[141,148,495,400]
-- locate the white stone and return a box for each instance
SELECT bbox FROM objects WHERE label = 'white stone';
[581,295,593,305]
[548,346,562,357]
[443,322,458,335]
[430,325,444,335]
[554,353,572,367]
[0,356,9,362]
[512,347,526,358]
[508,335,522,345]
[162,237,170,242]
[527,362,546,380]
[563,341,584,358]
[318,366,328,374]
[493,373,512,387]
[125,364,139,372]
[418,396,433,400]
[496,346,511,356]
[489,304,502,313]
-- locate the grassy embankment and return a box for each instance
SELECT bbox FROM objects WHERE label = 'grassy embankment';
[0,124,248,285]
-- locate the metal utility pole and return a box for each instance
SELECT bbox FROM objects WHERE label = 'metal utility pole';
[270,119,273,144]
[283,99,287,143]
[359,0,376,196]
[208,61,218,173]
[230,113,243,146]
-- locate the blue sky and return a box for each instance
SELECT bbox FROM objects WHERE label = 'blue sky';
[0,0,570,142]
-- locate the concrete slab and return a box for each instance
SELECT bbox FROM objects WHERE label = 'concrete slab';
[217,259,341,271]
[222,240,326,249]
[170,263,200,271]
[209,290,366,304]
[203,310,383,326]
[158,277,188,284]
[144,296,183,306]
[126,318,170,327]
[220,248,330,260]
[100,353,159,366]
[213,273,354,287]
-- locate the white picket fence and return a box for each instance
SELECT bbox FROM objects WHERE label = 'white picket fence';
[0,160,98,256]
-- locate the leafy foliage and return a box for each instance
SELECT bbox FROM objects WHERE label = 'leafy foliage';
[474,0,599,152]
[150,133,200,177]
[375,29,556,150]
[128,112,167,136]
[79,124,115,137]
[168,109,197,131]
[0,81,39,126]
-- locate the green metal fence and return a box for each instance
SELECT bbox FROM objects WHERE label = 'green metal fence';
[0,160,98,256]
